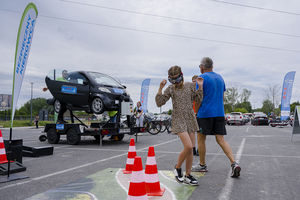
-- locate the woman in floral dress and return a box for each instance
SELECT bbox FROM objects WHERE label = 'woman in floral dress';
[156,66,203,186]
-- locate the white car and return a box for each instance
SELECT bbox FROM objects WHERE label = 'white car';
[227,112,244,125]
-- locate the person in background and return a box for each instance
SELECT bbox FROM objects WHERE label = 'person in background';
[56,70,69,82]
[134,101,144,127]
[34,115,39,129]
[108,111,118,123]
[156,65,203,186]
[192,75,199,156]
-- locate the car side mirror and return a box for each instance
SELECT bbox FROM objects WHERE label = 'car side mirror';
[122,85,127,89]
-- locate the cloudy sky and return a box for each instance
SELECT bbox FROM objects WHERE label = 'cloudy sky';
[0,0,300,113]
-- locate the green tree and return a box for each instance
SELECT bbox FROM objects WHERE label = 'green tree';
[168,109,172,115]
[235,101,252,113]
[261,99,274,115]
[234,108,248,113]
[240,89,251,103]
[224,87,239,110]
[290,101,300,114]
[16,98,53,116]
[224,104,233,113]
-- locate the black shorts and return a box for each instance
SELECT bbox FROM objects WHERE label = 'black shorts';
[197,117,227,135]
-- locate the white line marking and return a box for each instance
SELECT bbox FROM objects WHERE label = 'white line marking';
[0,138,179,191]
[218,138,246,200]
[160,182,177,200]
[62,147,128,152]
[144,150,300,159]
[246,126,249,132]
[115,168,128,193]
[159,171,177,184]
[47,189,98,200]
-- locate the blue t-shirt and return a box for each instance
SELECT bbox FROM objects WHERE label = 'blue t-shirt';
[196,72,226,118]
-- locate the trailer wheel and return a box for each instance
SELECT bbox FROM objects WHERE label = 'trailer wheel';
[47,128,60,144]
[67,128,81,145]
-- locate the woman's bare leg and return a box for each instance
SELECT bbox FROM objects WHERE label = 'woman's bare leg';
[185,132,195,175]
[176,132,193,174]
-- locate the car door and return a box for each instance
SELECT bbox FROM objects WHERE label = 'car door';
[62,72,89,106]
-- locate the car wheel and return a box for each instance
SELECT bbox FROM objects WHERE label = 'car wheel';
[47,128,60,144]
[91,97,104,114]
[67,128,81,145]
[54,99,61,113]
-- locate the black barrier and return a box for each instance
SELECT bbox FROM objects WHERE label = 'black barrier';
[4,139,23,163]
[292,106,300,141]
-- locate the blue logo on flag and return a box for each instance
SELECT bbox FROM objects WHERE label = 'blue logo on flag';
[56,124,64,130]
[61,85,77,94]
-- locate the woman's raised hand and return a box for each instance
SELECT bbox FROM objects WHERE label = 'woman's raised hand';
[196,77,204,89]
[160,79,167,89]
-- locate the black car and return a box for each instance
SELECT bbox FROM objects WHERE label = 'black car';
[251,116,269,126]
[46,70,132,114]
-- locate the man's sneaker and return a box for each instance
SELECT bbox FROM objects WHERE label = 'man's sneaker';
[231,162,241,178]
[173,166,184,183]
[192,164,208,172]
[184,174,199,186]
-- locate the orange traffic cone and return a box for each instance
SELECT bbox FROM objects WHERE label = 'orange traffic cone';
[123,138,137,174]
[128,156,148,200]
[0,129,9,164]
[145,146,165,196]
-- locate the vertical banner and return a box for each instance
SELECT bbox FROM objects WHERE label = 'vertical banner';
[10,3,38,127]
[140,78,151,112]
[280,71,296,121]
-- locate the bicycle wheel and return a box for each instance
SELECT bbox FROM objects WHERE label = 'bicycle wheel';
[147,122,161,135]
[160,122,167,133]
[166,121,172,134]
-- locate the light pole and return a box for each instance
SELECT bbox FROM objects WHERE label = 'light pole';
[30,82,33,123]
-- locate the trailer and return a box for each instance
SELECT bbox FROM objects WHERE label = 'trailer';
[41,101,140,145]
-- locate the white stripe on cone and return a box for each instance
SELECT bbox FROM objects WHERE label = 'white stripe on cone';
[126,158,134,165]
[131,171,146,183]
[0,149,6,155]
[127,195,148,200]
[129,146,136,152]
[0,138,3,143]
[146,156,156,165]
[145,173,159,183]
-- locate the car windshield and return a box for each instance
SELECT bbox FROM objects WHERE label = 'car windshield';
[87,72,123,88]
[231,113,241,115]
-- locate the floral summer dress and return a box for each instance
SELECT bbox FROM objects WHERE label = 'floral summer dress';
[155,82,203,134]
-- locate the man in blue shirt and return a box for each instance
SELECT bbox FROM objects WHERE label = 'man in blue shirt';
[192,57,241,178]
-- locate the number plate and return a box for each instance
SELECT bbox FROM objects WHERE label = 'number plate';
[119,128,130,133]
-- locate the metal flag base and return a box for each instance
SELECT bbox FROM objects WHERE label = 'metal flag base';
[0,174,29,183]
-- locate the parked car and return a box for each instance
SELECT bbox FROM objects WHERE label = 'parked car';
[251,116,269,126]
[242,115,250,124]
[227,112,244,125]
[46,69,132,114]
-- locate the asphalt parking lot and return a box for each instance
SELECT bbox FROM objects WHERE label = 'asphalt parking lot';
[0,124,300,200]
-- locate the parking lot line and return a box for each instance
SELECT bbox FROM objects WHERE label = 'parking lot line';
[147,150,300,159]
[218,138,246,200]
[0,138,179,191]
[62,147,129,152]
